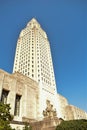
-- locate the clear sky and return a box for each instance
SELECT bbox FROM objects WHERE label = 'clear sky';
[0,0,87,112]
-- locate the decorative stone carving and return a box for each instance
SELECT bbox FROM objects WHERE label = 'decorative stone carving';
[43,100,57,118]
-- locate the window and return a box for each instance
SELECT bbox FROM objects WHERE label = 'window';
[38,74,40,77]
[14,95,21,116]
[38,79,40,82]
[25,69,27,72]
[32,74,34,77]
[1,89,9,104]
[32,65,34,67]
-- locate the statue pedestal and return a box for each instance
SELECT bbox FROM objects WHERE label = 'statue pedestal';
[42,117,59,130]
[31,117,61,130]
[31,100,62,129]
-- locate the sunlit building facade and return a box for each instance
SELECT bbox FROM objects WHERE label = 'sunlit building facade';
[13,18,56,90]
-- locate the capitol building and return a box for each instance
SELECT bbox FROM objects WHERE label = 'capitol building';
[0,18,87,130]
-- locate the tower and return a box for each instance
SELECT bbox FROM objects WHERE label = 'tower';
[13,18,56,90]
[13,18,59,119]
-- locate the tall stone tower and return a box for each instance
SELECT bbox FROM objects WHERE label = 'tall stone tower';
[13,18,59,119]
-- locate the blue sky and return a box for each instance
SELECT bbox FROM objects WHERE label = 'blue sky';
[0,0,87,112]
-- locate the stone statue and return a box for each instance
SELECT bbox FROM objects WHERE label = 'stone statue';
[43,100,57,118]
[53,108,57,117]
[43,110,47,117]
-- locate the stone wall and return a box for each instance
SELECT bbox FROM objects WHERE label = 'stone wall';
[57,94,87,120]
[57,94,68,120]
[65,105,87,120]
[0,69,39,129]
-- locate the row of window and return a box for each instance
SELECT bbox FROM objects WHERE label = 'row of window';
[42,77,51,85]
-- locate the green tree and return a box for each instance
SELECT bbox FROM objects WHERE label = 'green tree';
[23,122,32,130]
[56,119,87,130]
[0,102,14,130]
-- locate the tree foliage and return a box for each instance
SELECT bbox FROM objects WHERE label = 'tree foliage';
[0,102,14,130]
[56,119,87,130]
[23,122,32,130]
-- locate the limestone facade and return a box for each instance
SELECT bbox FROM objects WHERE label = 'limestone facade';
[0,69,39,129]
[57,94,69,120]
[0,69,60,119]
[0,69,87,129]
[65,105,87,120]
[57,94,87,120]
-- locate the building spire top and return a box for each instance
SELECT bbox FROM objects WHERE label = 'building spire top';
[27,17,40,27]
[31,17,37,22]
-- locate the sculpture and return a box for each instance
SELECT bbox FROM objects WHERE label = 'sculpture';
[43,100,57,118]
